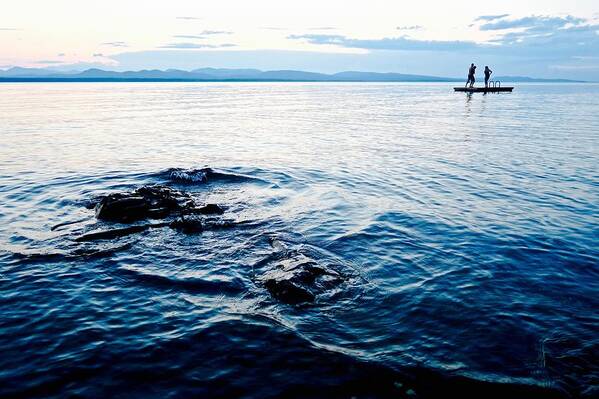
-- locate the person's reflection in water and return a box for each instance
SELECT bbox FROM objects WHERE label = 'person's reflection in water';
[481,90,488,112]
[465,92,473,115]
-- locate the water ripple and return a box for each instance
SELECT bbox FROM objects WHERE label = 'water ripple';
[0,83,597,397]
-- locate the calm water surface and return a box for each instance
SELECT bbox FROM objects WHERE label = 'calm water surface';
[0,83,598,398]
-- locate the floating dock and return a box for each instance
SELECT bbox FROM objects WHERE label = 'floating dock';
[454,86,514,93]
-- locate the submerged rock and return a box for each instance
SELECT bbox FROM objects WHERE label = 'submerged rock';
[190,203,225,216]
[169,216,204,234]
[74,224,159,242]
[72,216,250,242]
[168,167,212,183]
[264,278,315,304]
[261,252,344,305]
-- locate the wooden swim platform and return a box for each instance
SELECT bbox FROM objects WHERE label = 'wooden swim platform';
[454,86,514,93]
[454,80,513,93]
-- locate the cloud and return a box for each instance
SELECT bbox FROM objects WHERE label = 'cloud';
[309,27,336,31]
[288,34,478,51]
[93,53,104,57]
[0,27,19,31]
[289,15,599,58]
[57,53,65,57]
[550,64,599,71]
[158,42,236,49]
[36,60,64,64]
[102,41,129,47]
[480,16,599,56]
[397,25,422,30]
[173,31,231,40]
[200,30,233,35]
[475,14,510,22]
[261,27,287,31]
[176,16,201,20]
[173,35,206,39]
[479,15,585,31]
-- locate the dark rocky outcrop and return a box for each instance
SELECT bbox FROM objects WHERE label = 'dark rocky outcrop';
[93,185,223,222]
[262,253,344,305]
[95,185,195,222]
[68,185,229,241]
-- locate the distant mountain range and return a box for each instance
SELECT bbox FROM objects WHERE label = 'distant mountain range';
[0,67,586,83]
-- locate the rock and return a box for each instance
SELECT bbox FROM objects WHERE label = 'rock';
[95,196,148,221]
[75,225,156,242]
[51,217,89,231]
[169,217,203,234]
[191,203,225,215]
[74,216,206,241]
[94,185,196,222]
[261,253,343,305]
[65,184,230,242]
[264,279,315,304]
[168,167,212,183]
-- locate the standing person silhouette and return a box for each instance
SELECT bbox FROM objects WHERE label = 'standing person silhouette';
[466,63,476,88]
[484,66,493,88]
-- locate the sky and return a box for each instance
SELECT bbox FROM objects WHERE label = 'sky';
[2,0,599,79]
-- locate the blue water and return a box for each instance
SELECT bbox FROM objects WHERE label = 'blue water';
[0,83,597,398]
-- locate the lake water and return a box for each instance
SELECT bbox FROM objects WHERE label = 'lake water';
[0,83,597,398]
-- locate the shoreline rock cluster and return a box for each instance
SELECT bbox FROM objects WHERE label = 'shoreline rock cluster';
[74,185,224,242]
[69,183,347,305]
[95,185,222,222]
